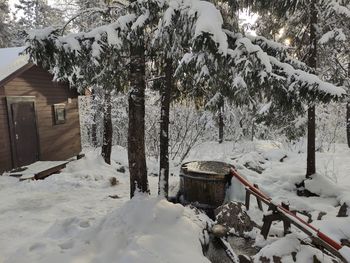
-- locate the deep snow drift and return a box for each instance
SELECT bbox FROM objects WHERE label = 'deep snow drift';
[0,141,349,262]
[6,195,210,263]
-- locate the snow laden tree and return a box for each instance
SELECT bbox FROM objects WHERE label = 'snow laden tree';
[152,0,238,195]
[178,29,344,135]
[317,1,350,148]
[150,0,228,195]
[14,0,64,45]
[25,1,152,197]
[25,0,345,199]
[151,7,178,197]
[151,0,231,196]
[154,0,346,190]
[70,0,121,31]
[127,0,152,197]
[25,9,129,164]
[66,1,126,151]
[243,0,348,177]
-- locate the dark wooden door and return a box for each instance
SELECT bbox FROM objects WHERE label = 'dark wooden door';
[10,101,39,167]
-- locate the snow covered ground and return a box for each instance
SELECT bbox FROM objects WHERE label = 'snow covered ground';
[0,141,349,262]
[187,141,350,262]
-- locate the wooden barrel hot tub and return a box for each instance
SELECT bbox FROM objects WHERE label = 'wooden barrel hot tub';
[179,161,234,210]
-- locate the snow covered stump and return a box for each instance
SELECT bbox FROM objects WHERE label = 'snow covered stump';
[337,203,348,217]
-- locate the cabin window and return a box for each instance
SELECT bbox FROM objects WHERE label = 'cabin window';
[53,104,66,125]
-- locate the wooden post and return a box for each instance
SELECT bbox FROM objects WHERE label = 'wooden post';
[245,189,251,210]
[282,202,291,235]
[254,184,263,211]
[261,213,281,239]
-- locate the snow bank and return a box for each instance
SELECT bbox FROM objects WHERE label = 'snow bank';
[63,151,117,186]
[183,141,235,163]
[24,151,119,190]
[1,142,350,262]
[254,233,338,263]
[304,173,350,205]
[7,196,210,263]
[304,174,342,198]
[312,217,350,244]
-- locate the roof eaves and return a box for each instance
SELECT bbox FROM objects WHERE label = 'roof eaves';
[0,63,34,88]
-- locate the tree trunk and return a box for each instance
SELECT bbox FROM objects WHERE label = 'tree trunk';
[306,0,317,178]
[251,118,255,141]
[306,106,316,177]
[128,37,148,198]
[158,58,172,198]
[91,89,98,147]
[218,100,224,144]
[347,58,350,148]
[347,102,350,148]
[101,90,112,164]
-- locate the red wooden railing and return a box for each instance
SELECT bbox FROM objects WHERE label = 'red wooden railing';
[229,168,348,262]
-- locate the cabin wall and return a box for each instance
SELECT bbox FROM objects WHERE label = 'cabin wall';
[0,66,81,172]
[0,87,12,172]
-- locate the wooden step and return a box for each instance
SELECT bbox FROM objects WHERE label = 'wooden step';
[8,161,68,181]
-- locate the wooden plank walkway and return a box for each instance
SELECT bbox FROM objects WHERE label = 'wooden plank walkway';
[8,161,68,181]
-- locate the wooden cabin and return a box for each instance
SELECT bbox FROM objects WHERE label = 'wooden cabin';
[0,47,82,173]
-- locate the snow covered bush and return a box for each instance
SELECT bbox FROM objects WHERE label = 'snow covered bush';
[79,92,128,148]
[316,103,347,151]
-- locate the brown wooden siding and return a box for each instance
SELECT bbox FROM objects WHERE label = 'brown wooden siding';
[0,90,12,171]
[0,66,81,172]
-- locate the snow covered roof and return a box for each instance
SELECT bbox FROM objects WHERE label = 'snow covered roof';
[0,47,30,85]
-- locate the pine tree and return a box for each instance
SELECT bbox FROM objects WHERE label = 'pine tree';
[25,0,345,199]
[318,0,350,148]
[158,57,173,197]
[71,0,117,32]
[305,0,318,177]
[151,1,188,197]
[15,0,64,29]
[0,0,12,47]
[242,0,347,178]
[14,0,64,45]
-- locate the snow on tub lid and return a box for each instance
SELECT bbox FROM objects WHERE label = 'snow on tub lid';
[182,161,233,176]
[0,46,29,83]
